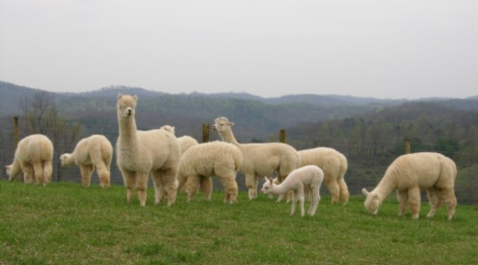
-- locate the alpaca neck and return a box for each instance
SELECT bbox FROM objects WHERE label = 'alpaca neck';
[118,115,139,144]
[373,173,397,200]
[220,127,240,146]
[271,182,292,195]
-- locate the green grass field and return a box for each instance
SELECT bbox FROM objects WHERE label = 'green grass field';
[0,181,477,265]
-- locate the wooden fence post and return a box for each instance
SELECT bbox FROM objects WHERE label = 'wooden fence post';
[405,138,411,154]
[279,129,286,143]
[202,123,210,143]
[13,116,19,151]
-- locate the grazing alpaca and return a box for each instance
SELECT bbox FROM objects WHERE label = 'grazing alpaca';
[159,125,209,196]
[298,147,349,205]
[362,152,457,220]
[60,134,113,189]
[177,141,243,203]
[213,117,301,200]
[116,94,181,206]
[6,134,54,186]
[261,165,324,217]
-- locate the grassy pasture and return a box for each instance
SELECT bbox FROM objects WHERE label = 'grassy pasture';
[0,181,477,265]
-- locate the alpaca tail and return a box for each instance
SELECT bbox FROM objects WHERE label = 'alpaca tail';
[338,155,349,205]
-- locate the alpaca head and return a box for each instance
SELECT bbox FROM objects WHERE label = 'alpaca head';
[160,125,175,135]
[59,154,72,167]
[362,188,381,215]
[117,93,138,119]
[213,117,234,135]
[5,165,11,178]
[260,177,275,194]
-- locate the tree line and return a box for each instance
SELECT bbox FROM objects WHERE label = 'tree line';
[1,91,477,203]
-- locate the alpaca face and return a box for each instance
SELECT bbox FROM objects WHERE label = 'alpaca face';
[213,117,234,133]
[363,193,381,215]
[260,177,274,194]
[117,94,137,119]
[59,154,69,167]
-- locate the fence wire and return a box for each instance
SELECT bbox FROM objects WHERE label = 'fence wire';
[1,118,477,204]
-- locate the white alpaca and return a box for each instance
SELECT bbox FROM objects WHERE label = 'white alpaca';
[177,141,243,204]
[362,152,457,220]
[298,147,349,205]
[213,117,301,200]
[60,134,113,189]
[261,165,324,217]
[6,134,54,186]
[159,125,208,195]
[116,94,181,206]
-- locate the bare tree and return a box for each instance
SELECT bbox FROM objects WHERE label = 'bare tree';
[19,91,83,182]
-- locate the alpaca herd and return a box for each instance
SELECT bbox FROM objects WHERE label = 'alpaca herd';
[4,93,459,221]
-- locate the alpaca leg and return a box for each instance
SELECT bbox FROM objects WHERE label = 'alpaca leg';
[220,177,238,204]
[151,171,164,204]
[338,177,350,205]
[290,191,298,216]
[426,187,441,218]
[442,189,457,221]
[200,176,213,200]
[245,174,257,200]
[325,178,340,204]
[121,169,136,203]
[79,165,93,188]
[308,187,320,216]
[160,168,179,206]
[297,188,306,217]
[95,161,110,189]
[20,162,34,184]
[396,190,409,216]
[407,187,421,219]
[43,160,53,185]
[136,173,149,207]
[177,173,188,193]
[32,162,44,186]
[185,175,200,202]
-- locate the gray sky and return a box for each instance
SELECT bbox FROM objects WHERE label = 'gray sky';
[1,0,477,99]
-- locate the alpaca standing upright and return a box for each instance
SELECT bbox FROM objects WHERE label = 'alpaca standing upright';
[213,117,301,200]
[116,94,181,206]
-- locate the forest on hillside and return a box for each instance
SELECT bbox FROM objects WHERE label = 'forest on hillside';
[1,85,477,203]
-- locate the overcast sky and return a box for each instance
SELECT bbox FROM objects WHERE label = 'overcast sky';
[1,0,477,99]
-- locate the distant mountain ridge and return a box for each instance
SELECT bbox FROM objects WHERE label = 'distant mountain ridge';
[2,80,478,141]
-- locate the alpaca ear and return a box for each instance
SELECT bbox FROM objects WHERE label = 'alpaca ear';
[118,93,123,99]
[264,176,269,183]
[362,188,369,196]
[133,95,138,103]
[229,122,235,126]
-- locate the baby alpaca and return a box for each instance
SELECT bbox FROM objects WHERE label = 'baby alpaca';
[60,134,113,189]
[298,147,349,205]
[6,134,54,186]
[261,165,324,217]
[362,152,457,220]
[213,117,301,200]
